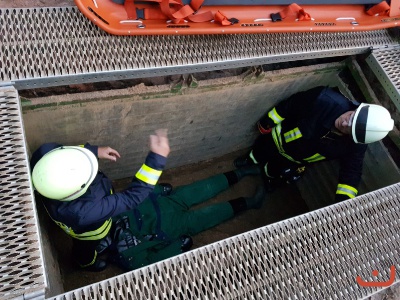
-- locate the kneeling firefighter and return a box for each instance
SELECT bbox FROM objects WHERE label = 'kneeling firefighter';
[30,129,170,272]
[235,86,394,202]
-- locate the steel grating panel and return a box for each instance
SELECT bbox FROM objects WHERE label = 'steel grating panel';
[50,183,400,300]
[0,86,46,300]
[366,46,400,111]
[0,7,398,90]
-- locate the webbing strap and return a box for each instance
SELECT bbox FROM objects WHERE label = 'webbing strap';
[117,0,218,24]
[124,0,137,19]
[149,192,169,240]
[366,0,390,16]
[275,3,312,21]
[214,11,234,25]
[160,0,213,23]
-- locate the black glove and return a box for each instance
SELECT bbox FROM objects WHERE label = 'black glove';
[180,235,193,252]
[159,183,173,196]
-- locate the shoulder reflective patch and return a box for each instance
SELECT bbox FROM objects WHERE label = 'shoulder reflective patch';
[268,107,284,125]
[136,164,162,185]
[284,127,302,143]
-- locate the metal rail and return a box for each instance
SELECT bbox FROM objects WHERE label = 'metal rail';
[0,86,46,300]
[0,6,398,90]
[366,45,400,111]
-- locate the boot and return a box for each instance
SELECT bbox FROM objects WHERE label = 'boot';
[95,235,112,255]
[233,155,255,168]
[84,258,108,272]
[245,186,266,209]
[228,186,266,214]
[180,235,193,252]
[234,165,262,181]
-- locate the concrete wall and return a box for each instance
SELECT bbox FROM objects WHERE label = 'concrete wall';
[22,63,344,180]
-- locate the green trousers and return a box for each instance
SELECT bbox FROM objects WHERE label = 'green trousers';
[129,173,235,239]
[112,173,236,270]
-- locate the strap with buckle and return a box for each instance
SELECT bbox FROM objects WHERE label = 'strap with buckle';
[271,3,311,22]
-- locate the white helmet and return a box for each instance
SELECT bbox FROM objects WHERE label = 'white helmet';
[32,146,98,201]
[352,103,394,144]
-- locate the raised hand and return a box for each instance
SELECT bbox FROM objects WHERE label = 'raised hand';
[98,146,121,162]
[149,129,170,158]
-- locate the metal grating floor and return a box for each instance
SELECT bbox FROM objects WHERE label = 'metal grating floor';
[366,46,400,111]
[50,183,400,300]
[0,86,46,300]
[1,5,400,300]
[0,7,398,90]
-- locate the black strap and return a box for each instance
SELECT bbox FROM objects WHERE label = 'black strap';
[149,192,169,240]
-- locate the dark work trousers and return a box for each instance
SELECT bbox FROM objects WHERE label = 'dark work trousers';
[72,238,100,267]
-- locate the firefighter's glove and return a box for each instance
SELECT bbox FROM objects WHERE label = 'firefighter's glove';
[257,122,272,134]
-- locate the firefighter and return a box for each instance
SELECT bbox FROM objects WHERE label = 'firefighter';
[30,129,170,272]
[234,86,394,202]
[108,165,265,271]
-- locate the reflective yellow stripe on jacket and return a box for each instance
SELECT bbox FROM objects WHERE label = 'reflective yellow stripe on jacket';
[54,218,112,240]
[272,124,301,164]
[43,188,113,241]
[304,153,326,163]
[336,184,358,199]
[268,107,285,124]
[136,164,162,185]
[284,127,302,143]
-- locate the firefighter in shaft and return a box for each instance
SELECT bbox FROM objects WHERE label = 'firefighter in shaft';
[234,86,394,202]
[30,129,170,272]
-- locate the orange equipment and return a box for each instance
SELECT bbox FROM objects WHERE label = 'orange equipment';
[74,0,400,36]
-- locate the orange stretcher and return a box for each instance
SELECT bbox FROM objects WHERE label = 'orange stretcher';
[74,0,400,35]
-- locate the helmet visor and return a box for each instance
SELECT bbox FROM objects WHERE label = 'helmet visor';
[352,104,369,144]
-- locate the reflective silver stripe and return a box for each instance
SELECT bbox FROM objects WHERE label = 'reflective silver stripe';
[304,153,326,163]
[268,107,284,125]
[284,127,302,143]
[136,164,162,185]
[336,184,358,198]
